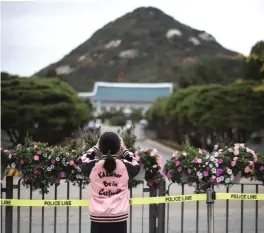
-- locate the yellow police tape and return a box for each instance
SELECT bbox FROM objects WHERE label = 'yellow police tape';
[0,193,263,207]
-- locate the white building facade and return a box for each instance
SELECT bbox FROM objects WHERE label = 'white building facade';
[78,82,173,117]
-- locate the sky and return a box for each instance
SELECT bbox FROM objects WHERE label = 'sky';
[1,0,264,76]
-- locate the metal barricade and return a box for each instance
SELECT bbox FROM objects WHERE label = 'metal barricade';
[1,177,263,233]
[165,182,264,233]
[1,177,154,233]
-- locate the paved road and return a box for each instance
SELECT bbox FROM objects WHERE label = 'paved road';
[1,125,264,233]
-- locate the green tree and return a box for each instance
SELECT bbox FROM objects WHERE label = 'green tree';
[1,75,91,145]
[243,41,264,82]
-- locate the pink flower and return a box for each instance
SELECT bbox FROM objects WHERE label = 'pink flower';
[147,181,153,187]
[157,156,162,166]
[51,159,55,165]
[210,177,215,183]
[187,168,191,174]
[33,169,38,174]
[150,150,156,156]
[234,149,239,156]
[233,157,238,161]
[203,171,209,177]
[231,161,236,167]
[20,160,24,165]
[202,149,207,152]
[175,160,180,166]
[60,171,65,178]
[17,144,22,147]
[55,178,60,184]
[33,142,38,145]
[154,179,160,184]
[192,158,198,163]
[217,159,223,164]
[33,155,39,161]
[244,166,252,173]
[197,158,202,163]
[13,152,17,156]
[177,167,182,172]
[3,149,8,153]
[260,166,264,171]
[188,183,193,187]
[36,151,42,155]
[70,160,75,166]
[40,164,44,169]
[249,161,254,166]
[206,167,210,171]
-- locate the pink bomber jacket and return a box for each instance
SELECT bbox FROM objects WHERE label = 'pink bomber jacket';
[80,147,140,223]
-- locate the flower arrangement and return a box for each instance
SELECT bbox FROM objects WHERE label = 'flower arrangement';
[135,148,163,187]
[163,142,262,190]
[1,137,88,193]
[163,142,200,184]
[253,153,264,183]
[220,143,258,179]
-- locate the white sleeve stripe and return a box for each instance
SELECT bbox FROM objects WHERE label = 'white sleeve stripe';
[123,159,139,166]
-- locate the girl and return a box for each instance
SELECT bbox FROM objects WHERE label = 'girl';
[80,132,140,233]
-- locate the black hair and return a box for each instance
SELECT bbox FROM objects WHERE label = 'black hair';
[99,132,120,174]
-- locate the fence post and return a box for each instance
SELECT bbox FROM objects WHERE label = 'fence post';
[149,185,158,233]
[5,176,13,233]
[157,179,166,233]
[206,184,215,233]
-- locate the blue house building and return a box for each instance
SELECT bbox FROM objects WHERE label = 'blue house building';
[78,82,173,116]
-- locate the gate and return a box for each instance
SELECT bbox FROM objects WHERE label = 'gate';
[1,177,263,233]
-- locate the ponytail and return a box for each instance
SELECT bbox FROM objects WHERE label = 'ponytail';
[103,151,116,174]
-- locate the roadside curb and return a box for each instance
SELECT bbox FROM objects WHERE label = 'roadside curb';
[137,138,175,153]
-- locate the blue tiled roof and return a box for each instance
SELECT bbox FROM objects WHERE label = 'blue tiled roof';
[91,86,171,102]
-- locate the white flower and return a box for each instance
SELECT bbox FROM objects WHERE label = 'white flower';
[199,148,202,154]
[206,154,210,159]
[182,152,187,156]
[76,174,83,179]
[218,149,223,152]
[216,177,221,183]
[56,157,60,161]
[228,148,233,153]
[214,145,219,151]
[62,158,66,162]
[8,154,12,159]
[220,176,224,181]
[198,175,203,180]
[209,164,213,168]
[11,163,16,168]
[212,168,216,174]
[192,182,197,187]
[210,156,215,161]
[50,165,55,169]
[205,162,209,165]
[47,167,51,171]
[225,178,230,183]
[211,175,216,179]
[71,170,75,173]
[230,175,234,181]
[214,163,219,168]
[43,153,47,157]
[197,172,202,176]
[48,155,51,159]
[66,152,70,156]
[214,152,219,157]
[227,169,232,175]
